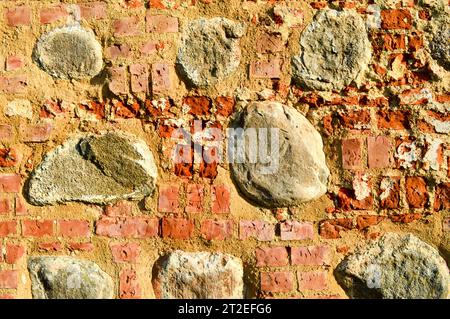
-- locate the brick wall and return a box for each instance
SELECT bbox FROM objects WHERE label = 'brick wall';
[0,0,449,299]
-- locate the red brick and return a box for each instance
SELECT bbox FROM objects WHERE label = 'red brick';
[0,125,13,141]
[5,244,25,264]
[158,185,180,213]
[0,221,16,238]
[215,97,235,117]
[434,183,450,211]
[22,220,54,237]
[408,33,423,51]
[376,33,406,51]
[96,217,158,238]
[110,243,140,263]
[341,138,363,169]
[381,9,412,30]
[379,176,401,209]
[119,269,141,299]
[0,294,14,299]
[184,96,211,116]
[280,220,314,241]
[0,148,19,168]
[291,245,331,266]
[67,242,94,252]
[390,213,421,223]
[250,59,281,79]
[185,184,204,213]
[130,64,149,94]
[336,110,371,131]
[377,110,410,130]
[211,185,230,214]
[256,247,289,267]
[337,187,373,211]
[124,0,144,8]
[260,271,294,293]
[356,215,385,230]
[40,5,68,24]
[201,219,233,241]
[319,219,353,239]
[113,101,139,119]
[78,2,107,20]
[0,270,18,289]
[405,176,429,208]
[79,100,106,119]
[161,218,194,240]
[0,174,21,193]
[367,136,392,168]
[20,123,53,142]
[140,41,158,55]
[146,15,178,33]
[199,147,219,179]
[151,63,171,94]
[108,66,128,95]
[106,44,131,59]
[297,271,328,291]
[256,33,284,54]
[104,201,133,217]
[5,6,31,27]
[149,0,168,8]
[0,196,12,215]
[239,220,275,241]
[38,242,63,252]
[113,17,141,36]
[6,55,24,71]
[58,220,90,237]
[0,75,28,94]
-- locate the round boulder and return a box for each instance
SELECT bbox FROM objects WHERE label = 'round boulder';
[33,25,103,80]
[230,101,330,208]
[292,9,371,91]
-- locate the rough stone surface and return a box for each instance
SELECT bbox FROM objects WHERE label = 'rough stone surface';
[230,101,330,208]
[28,256,114,299]
[335,233,449,299]
[26,132,158,205]
[429,17,450,71]
[292,9,371,91]
[152,250,244,299]
[33,25,103,79]
[176,17,245,87]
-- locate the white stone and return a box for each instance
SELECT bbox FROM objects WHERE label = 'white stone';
[5,99,33,119]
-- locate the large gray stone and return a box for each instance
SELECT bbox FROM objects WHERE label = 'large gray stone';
[335,233,450,299]
[28,256,114,299]
[230,101,329,208]
[33,25,103,79]
[152,251,244,299]
[429,18,450,71]
[27,132,158,205]
[292,9,371,91]
[176,17,245,87]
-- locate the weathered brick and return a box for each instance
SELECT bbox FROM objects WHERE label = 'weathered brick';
[5,6,31,27]
[297,271,328,291]
[106,44,131,59]
[6,55,24,71]
[356,215,385,230]
[38,242,63,252]
[104,201,133,217]
[280,220,314,241]
[40,5,69,24]
[0,270,18,289]
[119,269,141,299]
[405,176,429,208]
[146,15,179,33]
[22,220,54,237]
[185,184,204,213]
[434,183,450,211]
[184,96,211,116]
[67,242,94,252]
[151,63,171,94]
[256,33,284,54]
[158,185,180,213]
[161,218,194,240]
[5,244,25,264]
[110,243,140,263]
[250,59,281,79]
[58,220,90,237]
[260,271,294,293]
[377,110,410,130]
[0,221,17,237]
[0,196,12,215]
[379,176,401,209]
[0,174,21,193]
[239,220,275,241]
[113,17,141,36]
[367,136,392,168]
[78,2,107,20]
[256,247,289,267]
[108,66,128,95]
[20,123,53,142]
[381,9,412,30]
[201,219,233,241]
[341,138,363,169]
[215,97,235,117]
[0,125,13,141]
[319,219,353,239]
[95,217,158,238]
[211,185,230,214]
[0,75,27,94]
[291,245,331,265]
[130,64,149,93]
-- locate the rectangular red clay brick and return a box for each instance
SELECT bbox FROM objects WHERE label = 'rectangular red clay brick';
[201,219,233,241]
[297,271,328,291]
[110,243,140,263]
[260,271,294,293]
[146,15,179,33]
[185,184,204,213]
[256,247,289,267]
[367,136,392,168]
[106,44,131,59]
[239,220,275,241]
[22,220,54,237]
[162,218,194,240]
[291,245,331,266]
[377,110,411,130]
[249,59,281,79]
[20,123,53,142]
[0,195,13,215]
[78,2,107,20]
[0,221,17,237]
[0,270,18,289]
[0,75,27,94]
[341,138,363,169]
[38,242,63,252]
[67,242,94,252]
[405,176,429,209]
[158,185,180,213]
[6,55,24,71]
[40,5,69,24]
[280,220,314,241]
[0,174,21,193]
[5,6,32,27]
[211,185,230,214]
[130,64,149,93]
[381,9,412,30]
[58,220,90,237]
[119,269,141,299]
[96,217,158,238]
[15,195,28,216]
[104,201,133,217]
[152,62,171,94]
[0,125,13,141]
[5,243,25,264]
[113,17,141,36]
[140,40,158,55]
[108,66,128,95]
